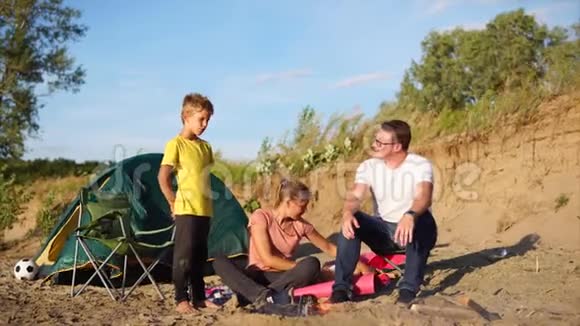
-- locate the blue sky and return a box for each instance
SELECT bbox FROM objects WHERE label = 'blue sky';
[24,0,579,162]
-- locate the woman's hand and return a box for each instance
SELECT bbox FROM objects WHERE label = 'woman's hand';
[319,265,335,281]
[251,218,296,271]
[354,262,374,275]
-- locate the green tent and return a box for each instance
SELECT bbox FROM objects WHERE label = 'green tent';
[34,153,249,283]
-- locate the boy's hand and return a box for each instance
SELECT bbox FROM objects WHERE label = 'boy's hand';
[169,201,175,219]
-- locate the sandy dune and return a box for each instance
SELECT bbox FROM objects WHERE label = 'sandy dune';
[1,92,579,325]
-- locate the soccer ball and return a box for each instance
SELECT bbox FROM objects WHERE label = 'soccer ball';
[13,258,38,281]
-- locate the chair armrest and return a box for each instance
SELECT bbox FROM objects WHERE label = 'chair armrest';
[133,223,174,236]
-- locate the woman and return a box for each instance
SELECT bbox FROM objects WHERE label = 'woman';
[213,179,371,305]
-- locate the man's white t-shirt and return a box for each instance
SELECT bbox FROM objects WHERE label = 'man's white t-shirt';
[354,153,433,223]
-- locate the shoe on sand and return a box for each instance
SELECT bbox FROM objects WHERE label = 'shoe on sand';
[396,289,416,305]
[329,289,351,304]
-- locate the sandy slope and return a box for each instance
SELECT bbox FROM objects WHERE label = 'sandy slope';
[1,176,87,243]
[1,240,579,325]
[1,92,579,325]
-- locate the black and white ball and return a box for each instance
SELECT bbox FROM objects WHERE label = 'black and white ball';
[14,258,38,281]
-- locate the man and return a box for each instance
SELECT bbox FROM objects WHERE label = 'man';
[330,120,437,304]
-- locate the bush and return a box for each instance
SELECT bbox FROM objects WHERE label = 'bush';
[36,191,64,237]
[242,197,261,214]
[0,166,31,232]
[254,106,362,179]
[0,158,101,184]
[212,159,257,185]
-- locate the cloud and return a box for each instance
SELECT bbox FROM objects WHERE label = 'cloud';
[424,0,508,15]
[330,72,390,89]
[438,21,487,32]
[428,0,455,14]
[255,68,313,84]
[529,2,578,25]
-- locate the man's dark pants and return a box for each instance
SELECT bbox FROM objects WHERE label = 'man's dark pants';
[333,211,437,294]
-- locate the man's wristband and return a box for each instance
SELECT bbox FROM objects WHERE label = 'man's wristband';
[405,210,418,218]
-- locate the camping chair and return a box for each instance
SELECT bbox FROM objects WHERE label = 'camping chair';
[379,249,406,276]
[70,187,175,301]
[361,249,407,286]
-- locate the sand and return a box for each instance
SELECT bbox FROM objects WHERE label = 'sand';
[1,239,579,325]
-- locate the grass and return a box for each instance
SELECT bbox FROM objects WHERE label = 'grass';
[373,83,556,147]
[33,177,88,237]
[212,159,258,186]
[230,76,577,191]
[36,191,62,237]
[554,193,570,212]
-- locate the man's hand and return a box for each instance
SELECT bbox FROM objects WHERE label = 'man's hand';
[394,214,415,246]
[342,212,359,239]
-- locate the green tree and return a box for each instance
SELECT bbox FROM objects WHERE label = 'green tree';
[482,9,552,90]
[399,9,569,112]
[0,0,87,158]
[543,23,580,92]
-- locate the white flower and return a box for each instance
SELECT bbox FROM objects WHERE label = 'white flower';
[344,137,352,151]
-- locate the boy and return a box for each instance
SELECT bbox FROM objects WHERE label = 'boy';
[158,93,216,314]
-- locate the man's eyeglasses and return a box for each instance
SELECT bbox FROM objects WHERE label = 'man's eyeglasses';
[374,139,397,147]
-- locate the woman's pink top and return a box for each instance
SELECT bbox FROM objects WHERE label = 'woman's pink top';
[247,208,315,271]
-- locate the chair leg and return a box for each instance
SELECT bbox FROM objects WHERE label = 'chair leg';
[381,256,405,276]
[121,255,128,299]
[73,239,122,301]
[74,239,119,300]
[71,236,81,297]
[80,240,122,290]
[380,255,405,287]
[121,257,164,301]
[120,245,164,301]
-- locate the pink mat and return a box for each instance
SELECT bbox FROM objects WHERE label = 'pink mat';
[292,252,405,299]
[293,272,388,298]
[359,252,406,270]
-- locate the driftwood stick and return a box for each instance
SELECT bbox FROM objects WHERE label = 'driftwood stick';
[455,295,501,321]
[410,303,480,320]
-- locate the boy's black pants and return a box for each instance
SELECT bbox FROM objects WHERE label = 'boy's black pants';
[173,215,210,303]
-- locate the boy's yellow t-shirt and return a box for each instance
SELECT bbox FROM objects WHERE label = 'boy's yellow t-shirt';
[161,135,214,217]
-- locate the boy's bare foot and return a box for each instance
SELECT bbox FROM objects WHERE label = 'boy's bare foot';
[175,301,197,314]
[194,300,220,310]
